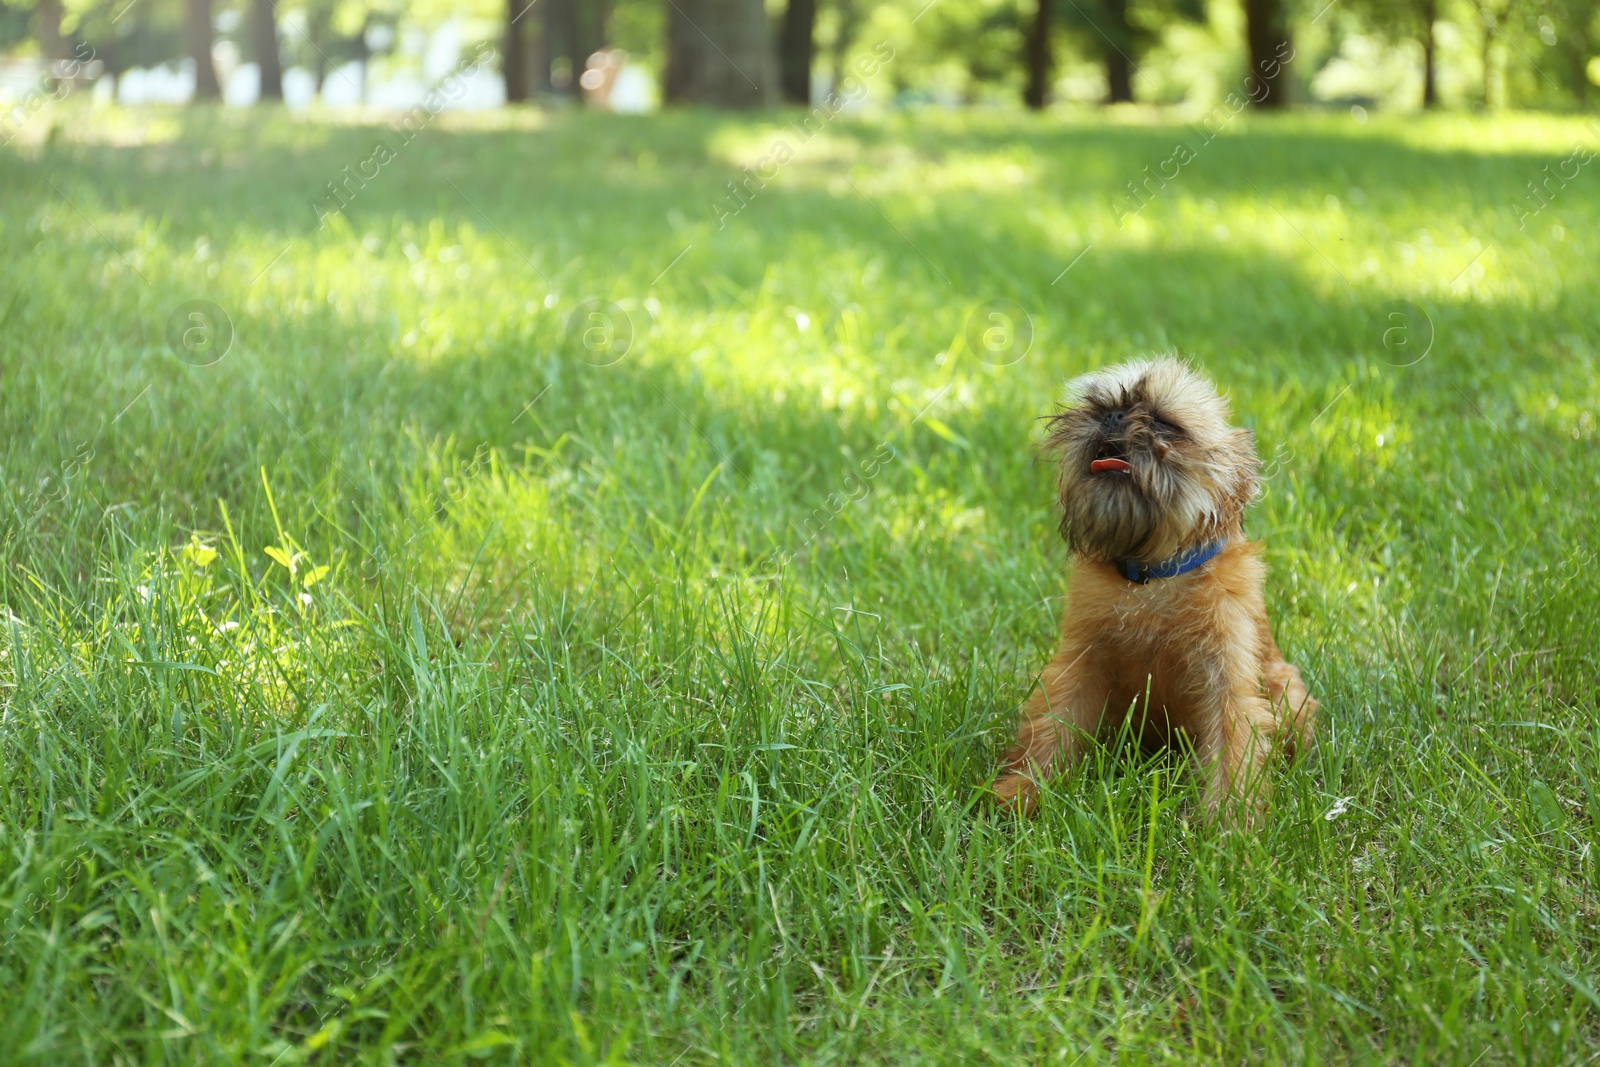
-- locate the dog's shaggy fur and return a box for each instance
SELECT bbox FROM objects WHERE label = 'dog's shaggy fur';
[994,358,1317,821]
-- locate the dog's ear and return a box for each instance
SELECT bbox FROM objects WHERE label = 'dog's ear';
[1227,427,1262,513]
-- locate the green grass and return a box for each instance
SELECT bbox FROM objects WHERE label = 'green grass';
[1,101,1598,1065]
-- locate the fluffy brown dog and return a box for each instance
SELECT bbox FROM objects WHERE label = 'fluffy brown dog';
[994,358,1317,821]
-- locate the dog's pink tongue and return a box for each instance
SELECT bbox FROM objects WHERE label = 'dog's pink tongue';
[1091,458,1133,474]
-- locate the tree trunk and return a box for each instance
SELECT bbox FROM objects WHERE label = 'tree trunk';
[306,7,329,97]
[663,0,770,108]
[1243,0,1292,110]
[1023,0,1052,109]
[575,0,609,64]
[1567,16,1594,106]
[830,0,861,96]
[779,0,816,105]
[541,0,576,97]
[1105,49,1133,103]
[1421,0,1438,108]
[1479,15,1494,107]
[1099,0,1137,104]
[187,0,221,100]
[34,0,69,62]
[532,0,555,93]
[506,0,530,102]
[251,0,283,100]
[572,0,611,105]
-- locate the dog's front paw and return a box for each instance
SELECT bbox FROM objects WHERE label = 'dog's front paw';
[1201,780,1269,831]
[993,772,1040,815]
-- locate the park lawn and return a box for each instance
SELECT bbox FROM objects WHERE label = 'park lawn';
[1,100,1597,1065]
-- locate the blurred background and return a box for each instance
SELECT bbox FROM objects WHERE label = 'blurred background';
[2,0,1597,119]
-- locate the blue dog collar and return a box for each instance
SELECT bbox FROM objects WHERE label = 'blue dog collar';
[1121,539,1227,585]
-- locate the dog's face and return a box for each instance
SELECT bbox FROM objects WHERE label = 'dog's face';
[1045,358,1260,565]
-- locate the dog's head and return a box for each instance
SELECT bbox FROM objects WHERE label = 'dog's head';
[1045,358,1260,566]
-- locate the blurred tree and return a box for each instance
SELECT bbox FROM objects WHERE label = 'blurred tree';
[1422,0,1440,106]
[296,1,362,97]
[663,0,769,106]
[1542,0,1599,103]
[1022,0,1050,107]
[282,0,406,102]
[186,0,219,98]
[0,4,33,54]
[779,0,815,103]
[532,0,610,101]
[1058,0,1205,104]
[1473,0,1515,106]
[606,0,662,66]
[1244,0,1292,108]
[827,0,862,93]
[35,0,67,59]
[63,0,184,97]
[575,0,608,62]
[251,0,282,98]
[917,0,1023,101]
[1,0,1588,115]
[533,0,567,93]
[1349,0,1442,107]
[505,0,529,100]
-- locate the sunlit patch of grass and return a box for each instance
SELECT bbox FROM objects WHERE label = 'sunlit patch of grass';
[1,102,1597,1064]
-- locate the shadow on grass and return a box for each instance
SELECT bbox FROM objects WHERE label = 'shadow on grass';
[3,108,1595,671]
